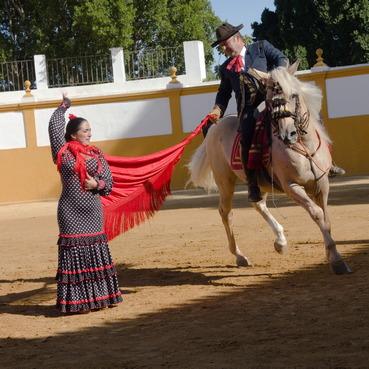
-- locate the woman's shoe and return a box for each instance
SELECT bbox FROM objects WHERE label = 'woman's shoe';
[77,309,91,314]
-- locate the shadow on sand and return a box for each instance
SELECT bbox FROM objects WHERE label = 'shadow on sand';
[1,241,369,369]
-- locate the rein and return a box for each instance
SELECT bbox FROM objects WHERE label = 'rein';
[288,129,322,158]
[288,127,331,182]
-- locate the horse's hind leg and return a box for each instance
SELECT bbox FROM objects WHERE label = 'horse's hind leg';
[252,195,288,254]
[286,182,351,274]
[217,176,251,267]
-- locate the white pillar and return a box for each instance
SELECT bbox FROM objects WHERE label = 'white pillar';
[34,54,48,89]
[183,41,207,83]
[110,47,126,83]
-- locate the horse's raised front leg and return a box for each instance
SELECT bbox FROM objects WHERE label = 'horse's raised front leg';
[252,195,288,254]
[217,177,251,267]
[285,182,351,274]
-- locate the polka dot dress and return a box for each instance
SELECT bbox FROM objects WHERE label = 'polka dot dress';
[49,106,123,313]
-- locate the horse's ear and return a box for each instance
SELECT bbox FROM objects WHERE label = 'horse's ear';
[288,60,300,75]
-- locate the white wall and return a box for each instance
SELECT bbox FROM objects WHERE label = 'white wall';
[0,112,26,150]
[1,62,369,150]
[326,74,369,118]
[34,98,172,146]
[181,92,237,132]
[0,77,186,105]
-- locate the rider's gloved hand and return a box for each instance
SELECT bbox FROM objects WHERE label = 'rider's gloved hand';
[208,105,222,123]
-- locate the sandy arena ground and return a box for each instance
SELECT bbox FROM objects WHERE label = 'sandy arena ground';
[0,176,369,369]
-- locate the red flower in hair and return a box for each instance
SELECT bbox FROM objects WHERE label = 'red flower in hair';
[68,113,77,120]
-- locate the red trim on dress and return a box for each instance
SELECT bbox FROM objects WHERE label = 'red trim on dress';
[57,291,122,305]
[59,231,105,238]
[58,264,114,274]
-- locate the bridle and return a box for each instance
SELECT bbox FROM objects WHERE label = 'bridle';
[267,81,310,139]
[266,80,329,180]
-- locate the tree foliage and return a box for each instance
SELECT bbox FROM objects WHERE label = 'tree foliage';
[0,0,220,69]
[252,0,369,68]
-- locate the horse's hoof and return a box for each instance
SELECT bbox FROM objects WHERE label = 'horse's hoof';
[330,260,352,275]
[274,241,288,254]
[236,255,252,267]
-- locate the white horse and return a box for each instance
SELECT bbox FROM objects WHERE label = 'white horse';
[188,64,351,274]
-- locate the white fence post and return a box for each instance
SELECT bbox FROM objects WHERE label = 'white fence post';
[183,41,206,83]
[34,54,48,89]
[110,47,126,83]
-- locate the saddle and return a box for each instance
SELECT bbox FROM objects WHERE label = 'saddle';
[231,110,271,171]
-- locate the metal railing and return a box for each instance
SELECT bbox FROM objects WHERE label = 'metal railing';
[47,54,113,87]
[124,46,185,80]
[0,59,35,92]
[0,47,186,91]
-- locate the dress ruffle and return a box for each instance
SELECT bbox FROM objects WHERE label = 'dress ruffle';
[56,236,122,312]
[56,280,122,313]
[57,233,107,247]
[56,262,118,284]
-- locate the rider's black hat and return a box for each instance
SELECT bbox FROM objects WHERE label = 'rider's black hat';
[211,22,244,47]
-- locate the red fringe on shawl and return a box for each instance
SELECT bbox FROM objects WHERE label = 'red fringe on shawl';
[101,115,210,241]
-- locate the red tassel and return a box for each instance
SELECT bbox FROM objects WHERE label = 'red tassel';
[102,115,211,240]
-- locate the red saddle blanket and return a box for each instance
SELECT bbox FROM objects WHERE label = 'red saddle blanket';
[231,111,270,171]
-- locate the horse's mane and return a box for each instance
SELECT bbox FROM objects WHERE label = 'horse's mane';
[270,67,331,143]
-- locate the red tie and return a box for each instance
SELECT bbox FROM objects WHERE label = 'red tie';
[226,55,244,73]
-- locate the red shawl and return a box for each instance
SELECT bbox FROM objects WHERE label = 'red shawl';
[101,115,210,241]
[57,140,102,188]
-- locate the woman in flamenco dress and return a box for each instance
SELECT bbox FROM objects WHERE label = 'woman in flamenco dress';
[48,94,123,314]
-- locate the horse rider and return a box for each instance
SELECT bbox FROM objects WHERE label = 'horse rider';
[207,22,288,202]
[207,22,345,202]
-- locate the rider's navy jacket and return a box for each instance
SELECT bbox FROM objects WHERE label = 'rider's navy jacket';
[215,40,289,115]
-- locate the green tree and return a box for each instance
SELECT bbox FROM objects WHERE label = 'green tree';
[0,0,135,59]
[130,0,220,74]
[0,0,220,70]
[252,0,369,68]
[73,0,135,54]
[0,0,77,60]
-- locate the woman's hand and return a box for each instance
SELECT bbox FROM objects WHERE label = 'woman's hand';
[60,92,72,108]
[85,174,98,191]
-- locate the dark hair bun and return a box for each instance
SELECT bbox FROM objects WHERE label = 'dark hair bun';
[65,117,86,141]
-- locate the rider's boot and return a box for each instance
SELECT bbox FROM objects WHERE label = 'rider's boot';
[245,168,262,202]
[328,163,346,177]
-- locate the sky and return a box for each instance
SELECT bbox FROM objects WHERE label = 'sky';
[210,0,276,36]
[210,0,276,66]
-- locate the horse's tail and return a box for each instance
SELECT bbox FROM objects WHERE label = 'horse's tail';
[187,138,217,192]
